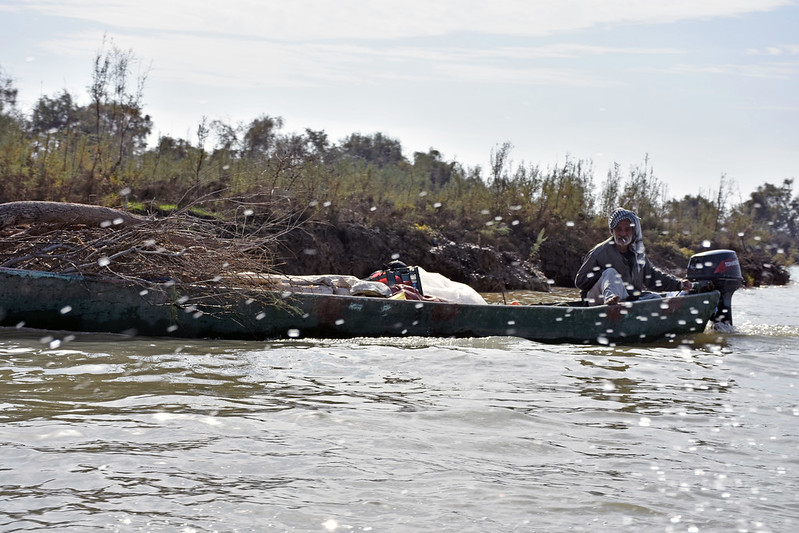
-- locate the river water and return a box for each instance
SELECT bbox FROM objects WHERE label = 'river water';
[1,271,797,533]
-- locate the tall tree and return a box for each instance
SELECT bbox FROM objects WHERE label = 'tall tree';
[413,149,457,189]
[31,90,78,134]
[86,36,151,187]
[0,66,18,116]
[339,132,405,167]
[745,179,798,238]
[243,115,284,159]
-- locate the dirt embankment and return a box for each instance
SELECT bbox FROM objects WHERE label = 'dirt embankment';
[275,219,789,291]
[274,220,552,292]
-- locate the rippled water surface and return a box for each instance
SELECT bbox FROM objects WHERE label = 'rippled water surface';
[1,273,798,532]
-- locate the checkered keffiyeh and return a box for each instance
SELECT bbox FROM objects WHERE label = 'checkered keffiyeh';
[608,208,637,230]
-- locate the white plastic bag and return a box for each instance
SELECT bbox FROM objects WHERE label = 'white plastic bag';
[417,267,487,305]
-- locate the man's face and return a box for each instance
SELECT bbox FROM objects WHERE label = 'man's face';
[612,218,634,247]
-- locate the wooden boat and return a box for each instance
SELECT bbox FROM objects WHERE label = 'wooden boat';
[0,267,722,344]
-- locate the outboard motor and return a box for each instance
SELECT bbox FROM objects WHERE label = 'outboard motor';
[687,249,744,326]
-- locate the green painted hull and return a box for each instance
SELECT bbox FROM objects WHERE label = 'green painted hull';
[0,268,720,344]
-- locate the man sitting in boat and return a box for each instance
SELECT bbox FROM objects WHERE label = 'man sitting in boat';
[575,207,692,305]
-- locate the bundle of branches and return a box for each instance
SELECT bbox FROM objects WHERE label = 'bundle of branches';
[0,200,297,290]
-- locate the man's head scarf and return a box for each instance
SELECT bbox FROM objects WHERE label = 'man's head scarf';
[609,208,636,231]
[608,207,645,266]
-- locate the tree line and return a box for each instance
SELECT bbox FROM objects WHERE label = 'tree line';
[0,43,796,285]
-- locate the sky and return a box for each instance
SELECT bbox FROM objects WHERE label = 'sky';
[1,0,798,200]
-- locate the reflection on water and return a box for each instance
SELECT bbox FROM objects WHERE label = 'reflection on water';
[1,278,798,532]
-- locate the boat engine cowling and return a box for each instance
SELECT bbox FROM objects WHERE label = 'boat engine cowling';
[687,249,743,326]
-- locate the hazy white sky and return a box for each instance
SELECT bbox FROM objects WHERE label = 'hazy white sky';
[1,0,797,198]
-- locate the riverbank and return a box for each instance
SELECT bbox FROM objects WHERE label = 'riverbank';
[274,217,790,291]
[0,200,787,292]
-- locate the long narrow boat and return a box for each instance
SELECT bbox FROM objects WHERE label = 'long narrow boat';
[0,267,721,344]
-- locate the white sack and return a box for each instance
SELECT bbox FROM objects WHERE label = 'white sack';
[417,267,487,305]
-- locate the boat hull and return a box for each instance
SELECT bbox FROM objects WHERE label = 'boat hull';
[0,268,720,344]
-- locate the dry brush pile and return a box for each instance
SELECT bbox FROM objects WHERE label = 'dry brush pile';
[0,201,295,290]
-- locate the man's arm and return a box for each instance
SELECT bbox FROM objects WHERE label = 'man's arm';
[642,258,687,292]
[575,248,602,291]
